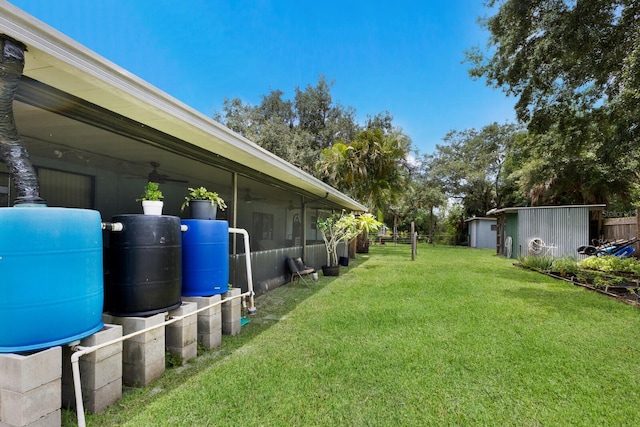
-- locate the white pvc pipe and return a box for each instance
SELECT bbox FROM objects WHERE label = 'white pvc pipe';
[229,227,256,314]
[71,291,249,427]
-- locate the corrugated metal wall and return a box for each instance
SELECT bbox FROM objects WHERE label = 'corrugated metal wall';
[518,207,589,259]
[505,214,519,258]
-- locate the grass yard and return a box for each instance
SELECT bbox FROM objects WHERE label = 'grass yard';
[76,245,640,426]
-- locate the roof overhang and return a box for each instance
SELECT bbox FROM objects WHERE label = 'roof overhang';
[0,3,367,212]
[464,216,497,223]
[486,204,606,217]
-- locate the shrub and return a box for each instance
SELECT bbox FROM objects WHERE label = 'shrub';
[519,255,554,271]
[550,257,579,275]
[578,255,640,274]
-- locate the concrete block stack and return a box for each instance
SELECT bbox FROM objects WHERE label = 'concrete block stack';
[166,302,198,365]
[103,313,166,387]
[221,288,242,336]
[0,346,61,427]
[61,324,123,414]
[182,295,222,349]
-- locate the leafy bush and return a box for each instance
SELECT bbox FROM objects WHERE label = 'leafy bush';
[518,256,554,271]
[550,257,578,275]
[578,255,640,274]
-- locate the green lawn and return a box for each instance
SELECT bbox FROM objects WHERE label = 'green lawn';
[78,245,640,426]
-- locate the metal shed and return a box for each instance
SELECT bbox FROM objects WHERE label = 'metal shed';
[465,217,496,249]
[487,205,605,259]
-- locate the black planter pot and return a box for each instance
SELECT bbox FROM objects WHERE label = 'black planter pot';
[339,256,349,266]
[190,200,217,220]
[322,265,340,276]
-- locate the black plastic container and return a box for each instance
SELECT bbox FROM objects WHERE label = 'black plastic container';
[105,214,182,316]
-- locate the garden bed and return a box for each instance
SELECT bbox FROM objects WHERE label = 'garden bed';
[516,257,640,307]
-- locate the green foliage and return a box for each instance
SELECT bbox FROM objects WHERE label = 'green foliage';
[181,186,226,211]
[550,257,579,275]
[467,1,640,208]
[424,122,524,217]
[317,212,382,266]
[316,126,412,212]
[138,181,163,201]
[518,255,554,271]
[578,255,640,274]
[213,76,359,175]
[591,273,625,290]
[165,351,183,369]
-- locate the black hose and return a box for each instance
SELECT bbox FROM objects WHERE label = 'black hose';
[0,35,44,205]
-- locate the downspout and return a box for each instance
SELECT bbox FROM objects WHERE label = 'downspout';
[0,35,45,205]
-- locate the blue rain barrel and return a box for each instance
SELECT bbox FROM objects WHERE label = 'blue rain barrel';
[105,214,182,316]
[181,219,229,296]
[0,206,104,353]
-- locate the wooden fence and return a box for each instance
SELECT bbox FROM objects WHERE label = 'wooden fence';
[602,210,639,255]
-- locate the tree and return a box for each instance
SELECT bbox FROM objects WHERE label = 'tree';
[426,122,521,218]
[213,76,358,175]
[467,0,640,207]
[317,126,412,212]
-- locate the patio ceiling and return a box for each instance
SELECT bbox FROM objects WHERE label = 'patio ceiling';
[0,3,367,211]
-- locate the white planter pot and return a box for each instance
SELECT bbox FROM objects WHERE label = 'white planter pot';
[142,200,163,216]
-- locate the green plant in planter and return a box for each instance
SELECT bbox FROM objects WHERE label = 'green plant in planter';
[138,181,163,201]
[181,187,226,211]
[317,211,382,266]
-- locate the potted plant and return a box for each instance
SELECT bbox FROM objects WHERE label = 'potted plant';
[138,181,164,215]
[181,187,227,220]
[317,212,382,276]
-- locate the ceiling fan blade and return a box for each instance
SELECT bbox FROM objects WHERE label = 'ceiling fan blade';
[146,162,188,184]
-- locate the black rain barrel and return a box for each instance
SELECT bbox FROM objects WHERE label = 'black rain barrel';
[181,219,229,296]
[0,206,104,353]
[105,214,182,316]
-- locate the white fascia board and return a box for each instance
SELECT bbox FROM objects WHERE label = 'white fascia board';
[487,204,607,216]
[0,2,367,212]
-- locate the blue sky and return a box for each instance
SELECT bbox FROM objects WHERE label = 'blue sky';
[9,0,516,156]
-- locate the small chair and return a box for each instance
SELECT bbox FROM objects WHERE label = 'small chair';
[286,257,315,285]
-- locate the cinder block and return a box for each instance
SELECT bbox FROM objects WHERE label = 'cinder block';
[0,347,61,393]
[198,331,221,350]
[85,378,122,414]
[182,295,222,349]
[122,335,165,366]
[10,408,61,427]
[122,357,165,388]
[166,342,197,365]
[81,324,123,363]
[0,379,61,426]
[222,319,242,336]
[61,324,123,414]
[222,288,242,336]
[106,313,166,388]
[166,302,198,365]
[0,347,61,427]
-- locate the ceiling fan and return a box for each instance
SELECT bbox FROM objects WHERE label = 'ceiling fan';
[146,162,188,184]
[243,188,266,203]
